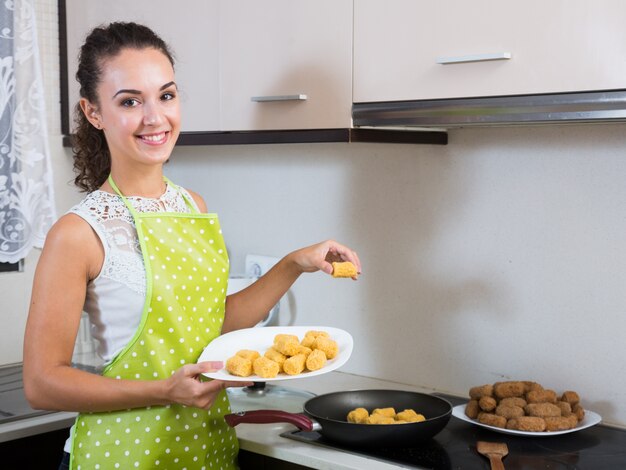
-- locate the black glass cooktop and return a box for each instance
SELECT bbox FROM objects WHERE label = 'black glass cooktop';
[281,394,626,470]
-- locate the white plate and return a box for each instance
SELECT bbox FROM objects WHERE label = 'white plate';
[198,326,353,382]
[452,404,602,437]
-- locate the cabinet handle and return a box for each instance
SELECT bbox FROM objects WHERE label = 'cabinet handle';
[436,52,511,65]
[251,94,308,102]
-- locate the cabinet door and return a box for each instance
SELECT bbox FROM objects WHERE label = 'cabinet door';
[64,0,219,132]
[354,0,626,102]
[219,0,353,130]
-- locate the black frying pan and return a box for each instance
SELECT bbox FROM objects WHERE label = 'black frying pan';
[225,389,452,447]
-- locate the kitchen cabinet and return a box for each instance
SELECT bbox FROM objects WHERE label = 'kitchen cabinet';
[0,426,70,469]
[62,0,220,134]
[60,0,446,144]
[354,0,626,103]
[62,0,350,133]
[218,0,353,131]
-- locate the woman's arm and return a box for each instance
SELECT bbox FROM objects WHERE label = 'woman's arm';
[23,214,245,413]
[222,239,362,333]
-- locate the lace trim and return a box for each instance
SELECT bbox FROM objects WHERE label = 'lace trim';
[71,185,195,296]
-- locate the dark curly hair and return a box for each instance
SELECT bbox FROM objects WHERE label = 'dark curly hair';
[72,22,175,192]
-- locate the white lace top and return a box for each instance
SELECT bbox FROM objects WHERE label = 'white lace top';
[69,184,199,364]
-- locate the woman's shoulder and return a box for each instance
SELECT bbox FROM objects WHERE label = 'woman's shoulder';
[44,212,100,254]
[177,186,207,213]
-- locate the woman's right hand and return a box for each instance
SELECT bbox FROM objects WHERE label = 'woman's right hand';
[164,361,251,409]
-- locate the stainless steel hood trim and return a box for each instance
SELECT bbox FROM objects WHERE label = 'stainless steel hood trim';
[352,89,626,128]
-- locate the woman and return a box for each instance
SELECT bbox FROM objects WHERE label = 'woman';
[23,22,360,470]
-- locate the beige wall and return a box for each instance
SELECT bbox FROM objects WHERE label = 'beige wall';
[6,1,626,427]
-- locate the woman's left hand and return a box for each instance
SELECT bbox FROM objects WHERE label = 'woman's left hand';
[289,239,362,279]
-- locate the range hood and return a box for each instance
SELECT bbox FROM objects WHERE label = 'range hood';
[352,89,626,128]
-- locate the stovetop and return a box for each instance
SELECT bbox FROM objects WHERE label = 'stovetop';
[281,394,626,470]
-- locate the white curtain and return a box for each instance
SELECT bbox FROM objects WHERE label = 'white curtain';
[0,0,55,263]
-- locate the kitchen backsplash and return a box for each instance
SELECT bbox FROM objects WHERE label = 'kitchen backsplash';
[164,126,626,429]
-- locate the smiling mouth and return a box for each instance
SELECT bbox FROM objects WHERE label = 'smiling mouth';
[138,131,169,145]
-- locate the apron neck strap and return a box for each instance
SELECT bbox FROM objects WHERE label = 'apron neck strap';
[107,175,200,216]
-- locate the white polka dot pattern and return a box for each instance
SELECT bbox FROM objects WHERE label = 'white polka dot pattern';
[71,209,238,469]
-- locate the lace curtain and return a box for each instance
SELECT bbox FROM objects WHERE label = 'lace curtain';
[0,0,55,263]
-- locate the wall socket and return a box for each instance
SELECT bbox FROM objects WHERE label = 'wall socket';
[245,254,279,278]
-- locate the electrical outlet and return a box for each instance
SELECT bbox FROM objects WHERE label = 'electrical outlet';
[245,254,279,278]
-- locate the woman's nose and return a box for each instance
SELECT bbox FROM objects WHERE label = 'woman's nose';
[143,104,163,126]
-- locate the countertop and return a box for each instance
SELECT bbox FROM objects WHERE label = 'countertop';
[5,371,624,469]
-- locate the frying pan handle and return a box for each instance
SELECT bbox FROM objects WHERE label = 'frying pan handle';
[224,410,314,431]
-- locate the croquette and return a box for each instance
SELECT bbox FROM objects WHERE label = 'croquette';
[305,349,327,371]
[524,403,562,418]
[225,355,252,377]
[273,335,300,356]
[478,412,507,428]
[495,404,525,419]
[544,416,577,432]
[252,356,279,379]
[294,344,313,357]
[264,347,287,372]
[236,349,260,361]
[499,397,527,408]
[555,401,573,417]
[493,381,526,399]
[573,404,585,421]
[283,353,306,375]
[506,416,546,432]
[312,336,338,359]
[469,384,493,400]
[395,409,425,423]
[372,407,396,418]
[465,400,480,419]
[561,391,580,406]
[347,408,369,424]
[523,381,544,393]
[526,389,557,404]
[367,414,395,424]
[478,396,497,412]
[300,330,329,348]
[331,261,358,278]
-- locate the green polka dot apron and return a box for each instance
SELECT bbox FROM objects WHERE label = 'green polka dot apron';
[70,176,239,470]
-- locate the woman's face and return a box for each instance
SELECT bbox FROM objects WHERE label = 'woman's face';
[85,47,180,171]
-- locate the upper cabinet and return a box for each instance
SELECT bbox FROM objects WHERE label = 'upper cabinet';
[219,0,353,131]
[353,0,626,103]
[63,0,219,133]
[62,0,352,134]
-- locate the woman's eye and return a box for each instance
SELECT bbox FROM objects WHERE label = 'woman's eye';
[121,98,140,107]
[162,92,176,101]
